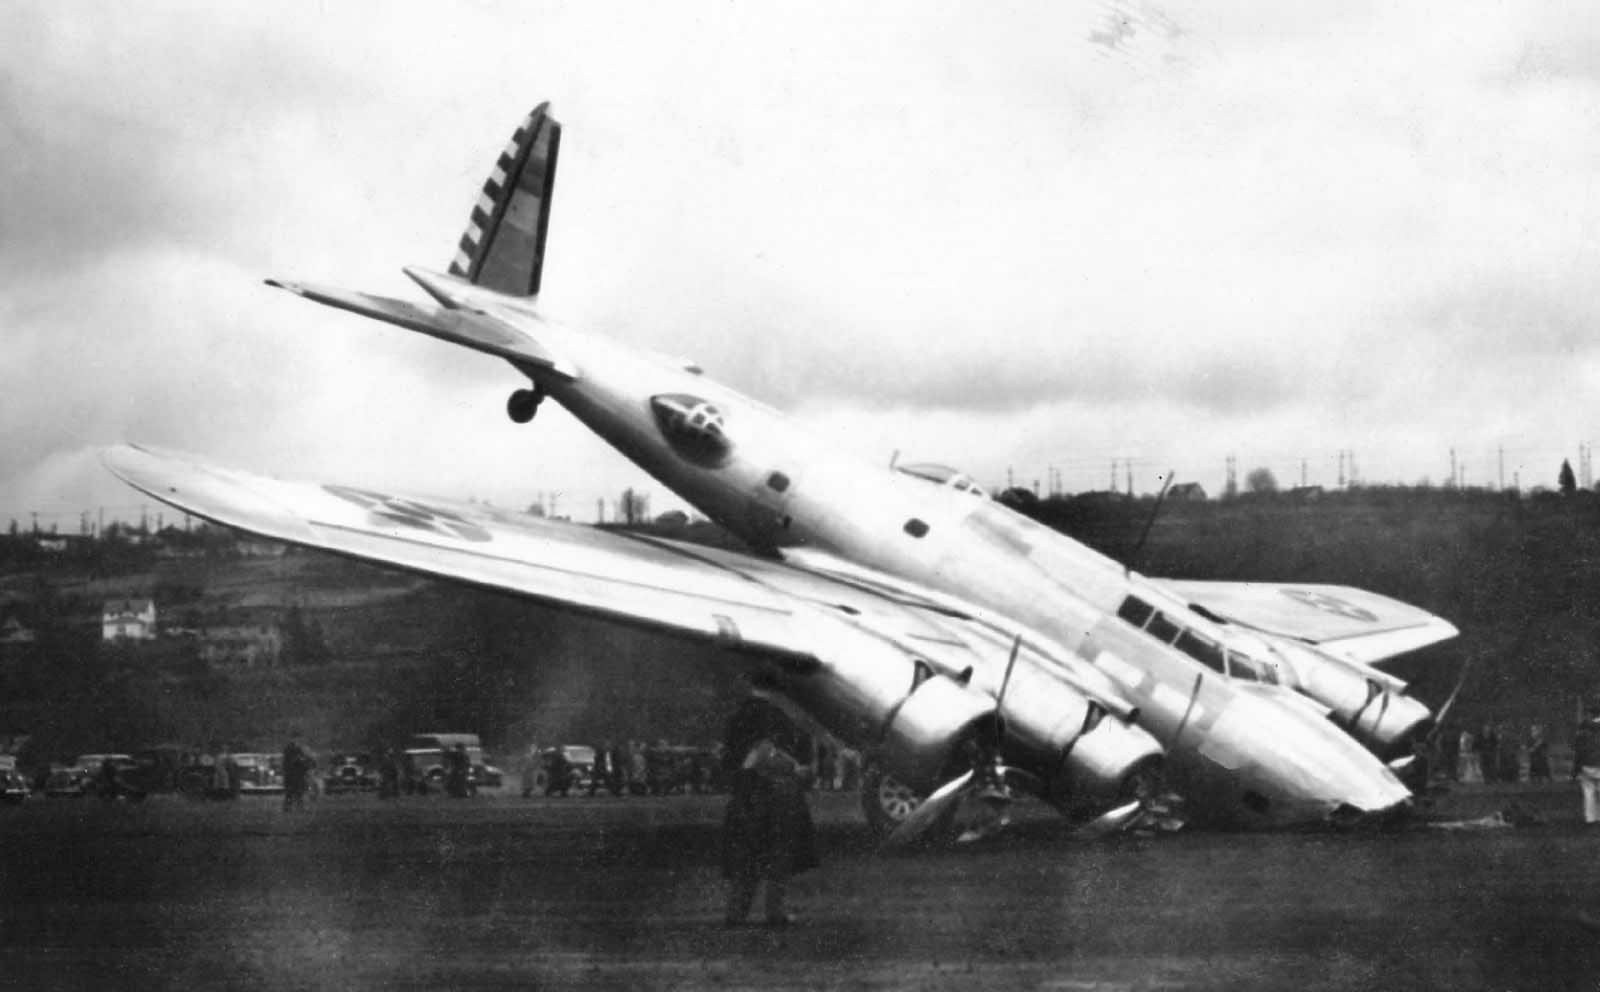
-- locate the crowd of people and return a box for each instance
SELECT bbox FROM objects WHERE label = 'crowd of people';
[1437,720,1556,785]
[520,737,865,799]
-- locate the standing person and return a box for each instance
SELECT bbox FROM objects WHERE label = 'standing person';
[1573,701,1600,825]
[1498,721,1520,784]
[628,740,648,797]
[446,742,471,798]
[520,741,542,799]
[1458,727,1481,784]
[588,742,613,797]
[378,749,401,799]
[721,699,818,927]
[1439,726,1460,783]
[1528,724,1552,783]
[282,736,313,812]
[1476,722,1498,784]
[607,741,627,796]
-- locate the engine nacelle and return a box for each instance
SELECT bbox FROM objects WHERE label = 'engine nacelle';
[998,657,1163,799]
[770,616,997,792]
[1265,637,1432,759]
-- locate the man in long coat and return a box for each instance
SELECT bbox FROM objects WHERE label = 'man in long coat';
[721,700,819,926]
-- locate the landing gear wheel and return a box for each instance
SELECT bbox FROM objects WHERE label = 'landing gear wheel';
[860,763,925,838]
[507,388,543,424]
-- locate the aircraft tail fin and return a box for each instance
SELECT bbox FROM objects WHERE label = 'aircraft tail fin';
[447,103,562,297]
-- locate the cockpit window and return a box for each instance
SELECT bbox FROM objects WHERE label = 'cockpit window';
[1146,611,1182,644]
[1228,651,1275,684]
[1176,629,1226,674]
[1117,596,1156,629]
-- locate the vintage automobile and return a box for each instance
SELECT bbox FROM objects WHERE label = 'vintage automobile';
[524,745,596,797]
[42,754,141,800]
[0,756,29,805]
[403,733,504,795]
[231,753,284,794]
[323,752,379,794]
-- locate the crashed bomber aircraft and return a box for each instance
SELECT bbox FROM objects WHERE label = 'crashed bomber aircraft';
[108,102,1458,841]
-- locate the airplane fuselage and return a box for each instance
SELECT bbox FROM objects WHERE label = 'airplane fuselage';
[453,283,1413,828]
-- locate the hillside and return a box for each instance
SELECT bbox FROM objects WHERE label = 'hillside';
[2,489,1598,762]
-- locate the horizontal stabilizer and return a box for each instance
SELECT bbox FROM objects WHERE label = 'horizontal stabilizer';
[266,279,577,379]
[1157,579,1458,668]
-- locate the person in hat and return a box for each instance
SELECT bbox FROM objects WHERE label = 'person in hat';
[1572,699,1600,824]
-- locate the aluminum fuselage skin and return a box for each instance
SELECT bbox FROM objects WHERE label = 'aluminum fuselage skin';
[442,279,1411,828]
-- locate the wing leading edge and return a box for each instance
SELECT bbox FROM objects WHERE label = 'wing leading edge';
[102,445,1075,692]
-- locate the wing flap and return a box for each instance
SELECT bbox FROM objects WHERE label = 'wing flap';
[266,279,578,379]
[1158,579,1458,667]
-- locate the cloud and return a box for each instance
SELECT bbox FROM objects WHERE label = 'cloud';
[5,1,1600,522]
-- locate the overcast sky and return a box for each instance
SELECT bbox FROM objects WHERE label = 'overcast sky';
[5,1,1600,529]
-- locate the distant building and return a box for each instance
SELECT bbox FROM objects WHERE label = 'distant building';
[199,623,283,667]
[102,598,157,641]
[0,616,36,645]
[1168,482,1208,502]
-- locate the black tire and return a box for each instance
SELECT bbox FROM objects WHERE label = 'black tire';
[507,388,542,424]
[859,763,926,838]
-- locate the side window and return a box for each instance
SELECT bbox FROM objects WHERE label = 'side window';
[1117,596,1155,629]
[1146,611,1181,644]
[1222,649,1260,681]
[903,519,930,538]
[1176,629,1226,674]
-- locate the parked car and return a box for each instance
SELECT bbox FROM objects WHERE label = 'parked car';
[323,753,379,794]
[43,754,137,798]
[232,753,284,794]
[403,733,504,795]
[0,757,29,805]
[525,745,596,796]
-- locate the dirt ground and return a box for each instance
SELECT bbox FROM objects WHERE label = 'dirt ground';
[2,783,1598,991]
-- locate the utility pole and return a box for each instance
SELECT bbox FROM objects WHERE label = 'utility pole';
[1109,459,1117,492]
[1337,451,1346,489]
[1300,458,1307,489]
[1498,445,1505,491]
[1448,448,1456,489]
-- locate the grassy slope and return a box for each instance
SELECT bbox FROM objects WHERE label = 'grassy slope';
[4,490,1599,760]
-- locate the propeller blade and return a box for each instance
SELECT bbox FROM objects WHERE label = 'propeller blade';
[1428,652,1475,740]
[881,769,975,850]
[1075,798,1144,839]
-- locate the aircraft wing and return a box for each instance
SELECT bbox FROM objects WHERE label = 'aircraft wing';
[1155,579,1458,668]
[102,445,1041,681]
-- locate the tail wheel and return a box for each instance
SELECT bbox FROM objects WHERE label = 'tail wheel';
[507,388,544,424]
[859,763,925,837]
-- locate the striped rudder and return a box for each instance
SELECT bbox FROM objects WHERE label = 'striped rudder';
[448,103,562,297]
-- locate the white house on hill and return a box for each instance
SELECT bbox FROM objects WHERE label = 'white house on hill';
[102,598,157,641]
